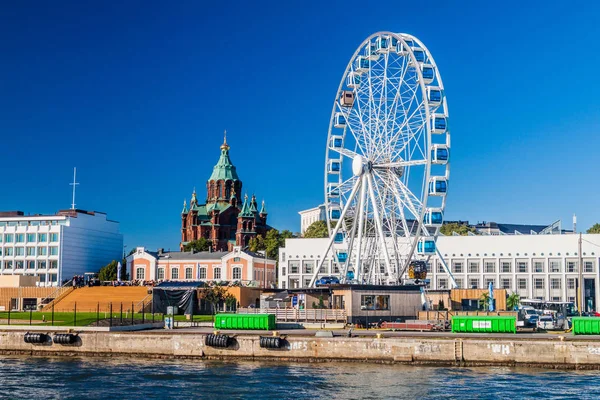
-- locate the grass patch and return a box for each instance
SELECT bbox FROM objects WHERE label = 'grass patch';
[0,311,164,327]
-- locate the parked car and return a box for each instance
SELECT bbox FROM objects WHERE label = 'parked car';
[537,315,556,330]
[315,276,340,286]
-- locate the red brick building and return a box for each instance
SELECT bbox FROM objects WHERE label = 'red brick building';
[180,136,269,251]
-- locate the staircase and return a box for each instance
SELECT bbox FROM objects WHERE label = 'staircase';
[49,286,151,312]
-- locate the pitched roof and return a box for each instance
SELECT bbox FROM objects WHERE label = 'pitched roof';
[158,251,229,261]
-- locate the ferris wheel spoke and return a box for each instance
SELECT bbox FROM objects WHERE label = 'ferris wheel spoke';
[366,173,394,281]
[396,175,423,219]
[373,159,427,169]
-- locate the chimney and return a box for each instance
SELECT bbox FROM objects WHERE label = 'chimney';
[158,248,164,255]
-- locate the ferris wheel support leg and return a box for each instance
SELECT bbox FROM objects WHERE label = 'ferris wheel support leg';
[366,173,395,282]
[436,248,457,289]
[309,178,362,288]
[354,175,368,284]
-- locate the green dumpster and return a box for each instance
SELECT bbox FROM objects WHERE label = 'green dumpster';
[451,315,516,334]
[214,313,276,330]
[572,317,600,335]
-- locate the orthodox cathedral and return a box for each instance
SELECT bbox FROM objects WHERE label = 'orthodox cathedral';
[180,133,269,251]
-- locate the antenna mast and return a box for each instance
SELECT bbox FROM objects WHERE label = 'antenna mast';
[70,167,80,210]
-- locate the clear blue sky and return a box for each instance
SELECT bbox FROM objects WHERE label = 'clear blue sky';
[1,1,599,251]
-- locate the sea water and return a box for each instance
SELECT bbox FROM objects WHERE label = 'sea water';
[0,356,599,399]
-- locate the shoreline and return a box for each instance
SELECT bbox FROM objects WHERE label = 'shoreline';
[2,328,600,370]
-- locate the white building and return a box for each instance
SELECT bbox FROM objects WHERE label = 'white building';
[0,209,123,286]
[278,234,600,312]
[298,205,326,235]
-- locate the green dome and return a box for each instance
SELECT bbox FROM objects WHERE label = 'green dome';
[208,143,239,182]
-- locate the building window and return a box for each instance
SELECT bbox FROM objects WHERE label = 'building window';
[332,262,340,273]
[304,279,311,287]
[15,261,24,269]
[4,261,13,269]
[550,260,561,273]
[4,248,13,256]
[468,262,479,274]
[303,260,314,274]
[38,233,47,242]
[551,278,561,290]
[213,267,221,280]
[568,296,575,303]
[501,278,511,289]
[26,247,35,256]
[289,261,300,274]
[517,261,528,273]
[484,262,496,273]
[455,278,463,288]
[567,261,578,273]
[501,262,511,273]
[233,267,241,280]
[281,281,286,289]
[27,260,35,269]
[38,247,47,256]
[281,267,286,276]
[518,278,527,290]
[452,261,463,273]
[49,260,57,269]
[234,257,240,262]
[437,261,445,273]
[185,267,193,280]
[157,268,165,280]
[469,278,479,288]
[171,268,179,280]
[26,233,36,243]
[136,268,145,280]
[534,278,545,290]
[198,268,206,280]
[534,261,544,273]
[551,296,561,302]
[50,233,58,242]
[437,278,448,289]
[567,278,576,290]
[5,234,13,243]
[484,278,495,288]
[15,234,24,243]
[49,247,58,256]
[38,260,46,269]
[360,295,390,310]
[15,247,24,256]
[585,261,594,273]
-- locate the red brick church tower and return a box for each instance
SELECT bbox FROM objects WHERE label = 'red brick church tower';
[180,133,269,251]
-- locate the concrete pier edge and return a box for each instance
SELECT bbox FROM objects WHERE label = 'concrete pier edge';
[3,330,600,370]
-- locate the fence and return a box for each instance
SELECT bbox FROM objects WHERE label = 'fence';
[0,301,163,327]
[237,307,346,323]
[418,310,518,321]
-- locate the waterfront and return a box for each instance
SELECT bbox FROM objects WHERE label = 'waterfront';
[1,356,600,399]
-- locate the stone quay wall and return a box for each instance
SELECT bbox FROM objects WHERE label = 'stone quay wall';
[2,330,600,369]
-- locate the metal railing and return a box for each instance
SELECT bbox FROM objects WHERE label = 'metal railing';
[237,307,346,322]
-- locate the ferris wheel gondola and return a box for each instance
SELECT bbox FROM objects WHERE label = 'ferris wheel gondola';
[310,32,456,287]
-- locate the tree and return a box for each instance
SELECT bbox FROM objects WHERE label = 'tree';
[440,223,477,236]
[183,238,211,252]
[224,293,237,311]
[248,235,265,253]
[304,220,329,238]
[587,223,600,234]
[507,293,520,311]
[98,260,128,281]
[479,292,491,311]
[200,285,227,314]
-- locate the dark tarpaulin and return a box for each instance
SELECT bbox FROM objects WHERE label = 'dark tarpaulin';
[152,282,205,314]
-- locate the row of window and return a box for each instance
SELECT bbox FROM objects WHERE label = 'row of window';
[0,233,59,244]
[439,277,584,290]
[0,246,59,256]
[2,260,58,269]
[284,260,340,275]
[0,220,63,227]
[136,266,242,281]
[441,260,595,274]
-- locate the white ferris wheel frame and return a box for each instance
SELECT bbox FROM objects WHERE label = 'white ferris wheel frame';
[310,31,456,288]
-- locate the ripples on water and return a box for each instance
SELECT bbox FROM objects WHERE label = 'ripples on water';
[0,356,599,399]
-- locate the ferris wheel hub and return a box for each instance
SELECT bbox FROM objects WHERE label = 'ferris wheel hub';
[352,155,365,176]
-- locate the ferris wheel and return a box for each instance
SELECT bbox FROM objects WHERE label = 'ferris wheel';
[310,32,453,287]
